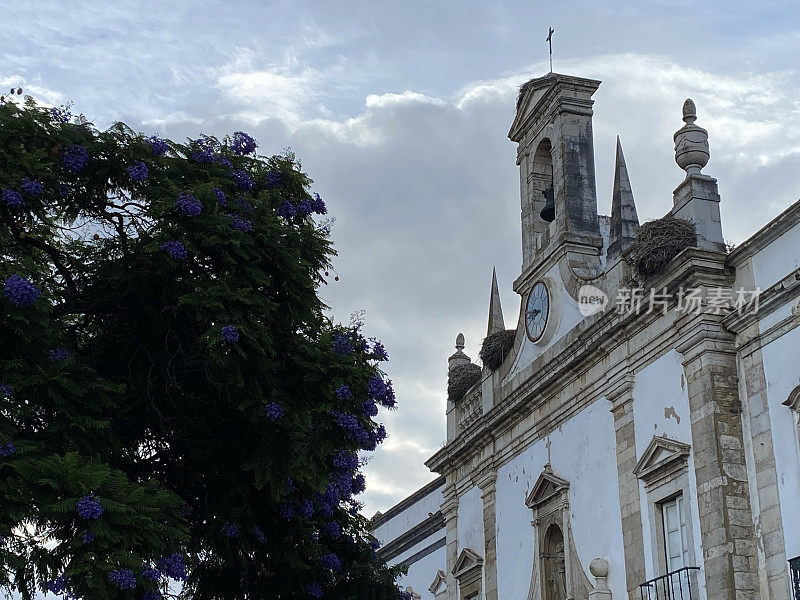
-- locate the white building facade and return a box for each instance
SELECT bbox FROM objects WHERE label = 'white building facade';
[372,72,800,600]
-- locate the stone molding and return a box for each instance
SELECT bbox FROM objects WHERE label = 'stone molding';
[784,386,800,412]
[377,511,445,562]
[726,198,800,268]
[453,547,484,597]
[371,476,445,529]
[428,569,448,598]
[633,435,691,491]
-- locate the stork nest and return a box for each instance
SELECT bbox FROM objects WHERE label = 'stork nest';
[479,329,516,371]
[629,218,697,278]
[448,363,481,404]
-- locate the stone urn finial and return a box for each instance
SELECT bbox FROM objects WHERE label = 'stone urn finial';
[674,98,709,177]
[455,333,465,351]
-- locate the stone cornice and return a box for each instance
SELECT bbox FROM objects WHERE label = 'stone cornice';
[371,476,445,529]
[377,511,445,562]
[426,248,731,476]
[722,267,800,335]
[726,198,800,267]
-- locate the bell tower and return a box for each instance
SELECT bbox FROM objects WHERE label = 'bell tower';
[509,73,603,275]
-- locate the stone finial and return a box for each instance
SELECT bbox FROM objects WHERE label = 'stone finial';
[487,268,506,336]
[608,136,640,260]
[674,98,709,177]
[588,558,611,599]
[449,333,471,370]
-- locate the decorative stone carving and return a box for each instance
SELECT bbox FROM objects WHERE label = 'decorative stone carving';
[673,99,710,176]
[525,466,592,600]
[633,435,691,491]
[428,569,448,599]
[453,548,484,599]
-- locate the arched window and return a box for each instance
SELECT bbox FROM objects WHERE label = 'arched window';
[532,138,554,224]
[542,524,567,600]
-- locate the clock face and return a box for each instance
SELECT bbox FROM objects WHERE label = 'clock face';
[525,281,550,342]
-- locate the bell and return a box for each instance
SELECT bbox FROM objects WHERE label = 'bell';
[540,185,555,222]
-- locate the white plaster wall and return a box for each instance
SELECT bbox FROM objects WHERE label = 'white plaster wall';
[494,399,625,600]
[632,350,705,599]
[457,486,484,554]
[373,485,445,545]
[759,323,800,560]
[395,545,446,600]
[751,223,800,291]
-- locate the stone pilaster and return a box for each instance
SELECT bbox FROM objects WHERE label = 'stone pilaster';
[607,375,646,600]
[677,331,759,600]
[442,482,459,600]
[476,471,498,600]
[739,332,790,598]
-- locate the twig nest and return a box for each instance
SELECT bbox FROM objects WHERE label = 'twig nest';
[629,217,696,278]
[479,329,516,370]
[448,363,481,404]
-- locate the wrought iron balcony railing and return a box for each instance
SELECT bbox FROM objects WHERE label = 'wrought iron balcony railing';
[790,556,800,600]
[639,566,701,600]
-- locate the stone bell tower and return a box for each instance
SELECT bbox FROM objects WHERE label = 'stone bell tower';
[508,73,603,274]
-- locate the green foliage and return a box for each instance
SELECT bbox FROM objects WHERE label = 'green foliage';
[0,97,402,599]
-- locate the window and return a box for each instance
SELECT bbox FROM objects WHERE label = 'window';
[790,556,800,600]
[661,495,690,572]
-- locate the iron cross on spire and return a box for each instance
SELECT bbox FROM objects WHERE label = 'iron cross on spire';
[546,27,554,73]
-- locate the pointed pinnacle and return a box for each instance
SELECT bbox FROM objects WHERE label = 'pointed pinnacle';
[608,137,639,260]
[487,267,505,336]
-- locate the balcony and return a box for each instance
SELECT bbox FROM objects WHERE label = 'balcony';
[639,567,701,600]
[790,556,800,600]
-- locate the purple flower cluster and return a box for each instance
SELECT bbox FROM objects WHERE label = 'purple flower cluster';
[61,145,89,172]
[323,521,341,539]
[81,530,95,544]
[321,553,341,571]
[21,178,43,196]
[251,525,267,543]
[126,161,149,182]
[299,499,314,519]
[108,569,136,590]
[2,189,24,208]
[156,553,187,581]
[4,275,40,308]
[331,334,352,355]
[280,503,294,520]
[361,400,378,417]
[221,522,239,538]
[333,450,359,472]
[276,200,296,219]
[265,171,282,188]
[351,473,366,494]
[50,104,72,123]
[335,385,352,401]
[213,187,227,206]
[367,376,386,401]
[232,169,254,191]
[59,184,70,197]
[146,136,170,156]
[235,197,253,214]
[265,402,284,421]
[231,131,257,155]
[306,582,323,598]
[311,193,327,214]
[398,591,413,600]
[230,215,253,232]
[214,155,233,170]
[46,575,71,595]
[76,494,103,519]
[0,442,16,457]
[142,591,163,600]
[0,384,11,397]
[175,192,202,216]
[371,340,389,361]
[221,325,239,343]
[140,565,160,581]
[297,199,313,217]
[160,240,187,260]
[191,137,217,163]
[49,348,70,362]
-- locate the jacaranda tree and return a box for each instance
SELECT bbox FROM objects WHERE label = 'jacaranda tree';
[0,92,405,599]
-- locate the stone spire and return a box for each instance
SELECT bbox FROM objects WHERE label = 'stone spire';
[448,333,472,371]
[607,137,640,260]
[487,267,505,336]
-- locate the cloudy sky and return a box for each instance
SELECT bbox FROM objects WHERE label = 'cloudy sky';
[4,1,799,516]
